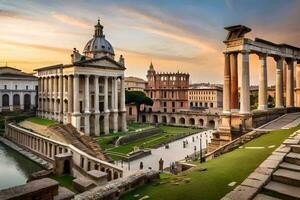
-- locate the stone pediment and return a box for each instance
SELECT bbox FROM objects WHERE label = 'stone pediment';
[74,56,125,70]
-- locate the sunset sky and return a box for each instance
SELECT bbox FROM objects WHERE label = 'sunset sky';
[1,0,300,84]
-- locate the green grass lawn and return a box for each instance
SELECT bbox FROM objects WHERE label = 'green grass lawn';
[103,125,199,158]
[120,125,300,200]
[25,117,58,126]
[49,175,77,193]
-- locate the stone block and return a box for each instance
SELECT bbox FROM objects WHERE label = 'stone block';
[225,185,257,200]
[87,170,108,186]
[54,186,75,200]
[255,167,275,175]
[259,159,280,169]
[73,178,96,193]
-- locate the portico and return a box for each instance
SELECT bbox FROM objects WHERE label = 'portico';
[35,20,127,136]
[219,25,300,140]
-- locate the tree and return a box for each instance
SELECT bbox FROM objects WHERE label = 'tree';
[125,91,153,121]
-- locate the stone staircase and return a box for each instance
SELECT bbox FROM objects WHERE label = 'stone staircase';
[262,144,300,199]
[49,124,112,162]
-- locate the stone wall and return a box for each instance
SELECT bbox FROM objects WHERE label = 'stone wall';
[74,170,160,200]
[4,123,123,181]
[140,111,219,129]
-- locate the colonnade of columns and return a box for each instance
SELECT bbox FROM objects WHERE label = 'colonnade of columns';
[38,74,127,136]
[223,51,299,114]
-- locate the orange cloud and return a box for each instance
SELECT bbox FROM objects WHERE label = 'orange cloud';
[51,12,90,28]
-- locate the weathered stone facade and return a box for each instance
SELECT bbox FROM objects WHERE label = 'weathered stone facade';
[140,111,219,129]
[145,62,189,112]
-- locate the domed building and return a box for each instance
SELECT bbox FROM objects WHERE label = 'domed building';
[35,19,127,136]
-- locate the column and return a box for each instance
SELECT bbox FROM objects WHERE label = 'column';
[230,53,238,111]
[84,75,90,135]
[72,74,81,130]
[240,50,250,114]
[120,76,127,131]
[258,53,268,110]
[40,77,44,115]
[53,76,58,120]
[30,92,35,109]
[223,52,231,113]
[94,75,100,136]
[286,58,294,107]
[296,62,300,107]
[20,91,24,110]
[49,76,53,118]
[112,77,118,132]
[45,77,48,116]
[275,56,284,108]
[104,77,109,134]
[68,75,73,122]
[58,74,63,122]
[9,91,13,111]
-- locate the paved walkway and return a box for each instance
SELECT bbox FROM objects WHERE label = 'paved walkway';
[256,112,300,131]
[119,130,215,176]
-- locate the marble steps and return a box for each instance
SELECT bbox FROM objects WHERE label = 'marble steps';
[285,152,300,165]
[253,194,280,200]
[264,181,300,199]
[291,145,300,153]
[272,168,300,187]
[279,162,300,172]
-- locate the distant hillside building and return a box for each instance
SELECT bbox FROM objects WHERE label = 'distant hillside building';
[0,66,38,112]
[188,83,223,109]
[145,62,189,112]
[124,76,147,92]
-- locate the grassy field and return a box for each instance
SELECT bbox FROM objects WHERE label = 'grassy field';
[120,125,300,200]
[49,174,77,193]
[100,125,199,157]
[25,117,58,126]
[97,123,155,150]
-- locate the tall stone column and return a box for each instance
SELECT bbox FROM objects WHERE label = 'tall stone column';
[53,76,58,120]
[9,91,13,111]
[120,76,127,131]
[104,77,110,134]
[94,75,100,136]
[275,57,284,108]
[68,75,73,123]
[0,91,2,112]
[230,53,239,111]
[286,58,294,107]
[296,62,300,107]
[223,52,231,114]
[240,50,250,114]
[49,76,53,119]
[84,75,90,135]
[40,77,44,115]
[20,91,24,110]
[58,74,63,122]
[258,53,268,111]
[44,77,48,114]
[72,74,81,130]
[112,77,118,133]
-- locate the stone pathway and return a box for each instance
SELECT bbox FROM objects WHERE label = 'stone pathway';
[222,129,300,200]
[256,112,300,131]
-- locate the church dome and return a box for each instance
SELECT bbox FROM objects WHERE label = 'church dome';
[83,20,115,58]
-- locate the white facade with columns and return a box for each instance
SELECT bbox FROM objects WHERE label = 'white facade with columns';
[0,66,37,112]
[35,20,127,136]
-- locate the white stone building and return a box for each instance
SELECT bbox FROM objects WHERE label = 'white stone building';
[35,20,127,136]
[0,66,37,112]
[188,83,223,109]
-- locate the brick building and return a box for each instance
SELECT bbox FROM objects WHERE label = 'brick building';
[145,62,189,112]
